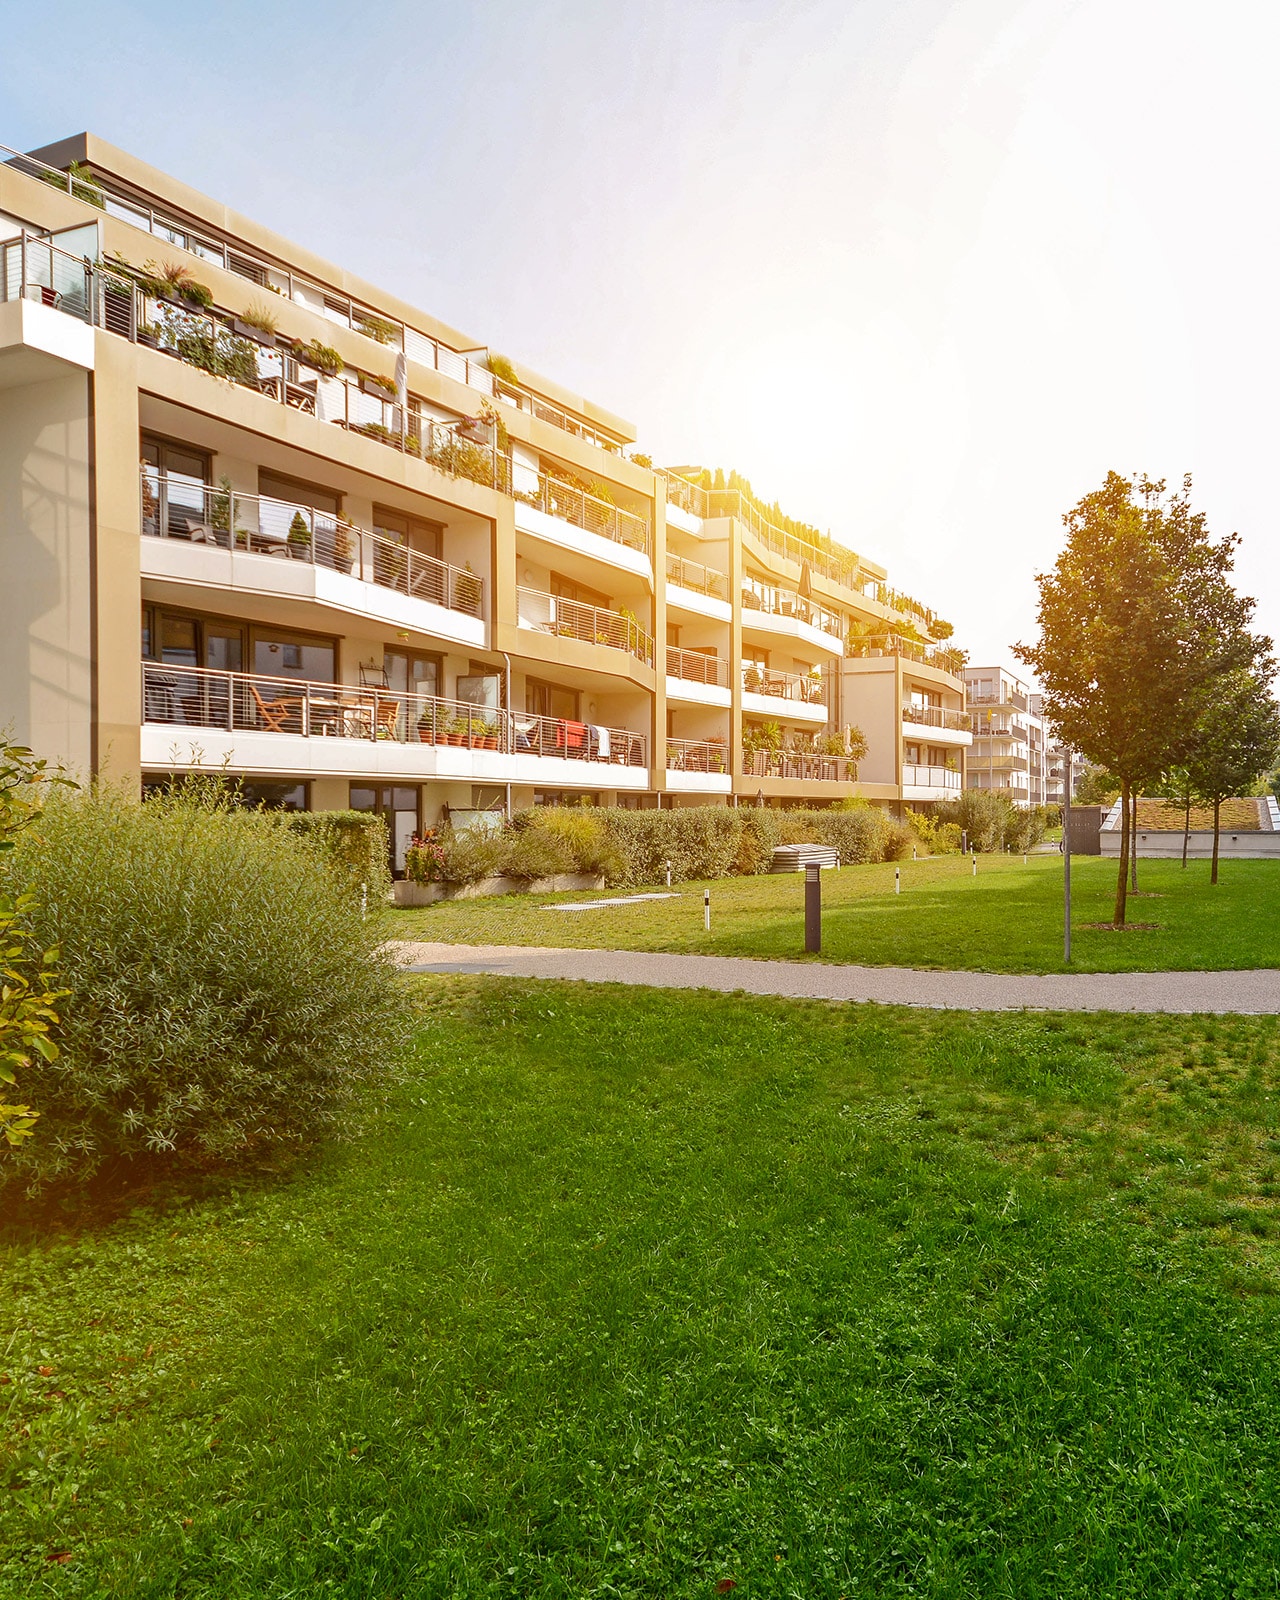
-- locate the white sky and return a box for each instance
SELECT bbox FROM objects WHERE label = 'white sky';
[6,0,1278,671]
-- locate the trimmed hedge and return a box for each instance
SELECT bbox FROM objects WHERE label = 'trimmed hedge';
[407,804,913,889]
[283,809,391,898]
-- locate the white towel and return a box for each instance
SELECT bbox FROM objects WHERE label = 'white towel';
[590,724,610,759]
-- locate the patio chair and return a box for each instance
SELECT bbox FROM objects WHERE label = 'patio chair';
[250,682,304,733]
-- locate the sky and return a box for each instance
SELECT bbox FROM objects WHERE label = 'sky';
[4,0,1279,671]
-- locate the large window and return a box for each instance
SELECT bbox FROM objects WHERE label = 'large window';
[141,435,210,539]
[254,628,335,683]
[142,606,335,683]
[525,677,578,721]
[373,505,443,561]
[350,785,419,877]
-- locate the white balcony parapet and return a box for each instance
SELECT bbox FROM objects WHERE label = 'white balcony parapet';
[140,470,483,616]
[141,664,648,780]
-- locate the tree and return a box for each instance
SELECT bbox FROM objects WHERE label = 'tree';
[1015,472,1265,927]
[1074,765,1121,807]
[1183,669,1280,884]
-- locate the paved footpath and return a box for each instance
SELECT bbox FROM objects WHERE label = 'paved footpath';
[391,941,1280,1015]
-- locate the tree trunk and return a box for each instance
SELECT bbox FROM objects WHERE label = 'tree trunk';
[1114,780,1130,927]
[1182,786,1191,868]
[1130,790,1139,890]
[1212,795,1221,885]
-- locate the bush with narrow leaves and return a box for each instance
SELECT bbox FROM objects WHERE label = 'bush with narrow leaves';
[2,787,407,1188]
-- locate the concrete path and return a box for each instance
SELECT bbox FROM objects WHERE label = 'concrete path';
[391,941,1280,1015]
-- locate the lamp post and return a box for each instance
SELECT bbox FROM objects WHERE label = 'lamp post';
[1062,745,1072,964]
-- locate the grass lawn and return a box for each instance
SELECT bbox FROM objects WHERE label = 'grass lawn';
[388,853,1280,974]
[9,980,1280,1595]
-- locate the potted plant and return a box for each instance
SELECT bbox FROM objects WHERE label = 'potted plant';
[361,373,399,402]
[232,301,278,346]
[357,313,399,345]
[286,509,311,559]
[744,663,763,693]
[454,562,481,613]
[447,715,469,747]
[332,524,355,575]
[481,720,499,751]
[417,706,440,743]
[152,262,214,310]
[285,338,343,378]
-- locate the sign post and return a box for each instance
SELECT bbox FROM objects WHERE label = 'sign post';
[1063,746,1072,964]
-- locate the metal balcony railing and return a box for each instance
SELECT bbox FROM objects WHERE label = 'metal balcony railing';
[741,665,826,705]
[139,471,483,616]
[741,749,856,782]
[666,647,729,688]
[2,145,626,453]
[902,705,972,732]
[665,552,727,600]
[521,473,650,556]
[665,739,729,774]
[516,587,654,667]
[141,663,646,765]
[902,764,962,790]
[741,577,844,641]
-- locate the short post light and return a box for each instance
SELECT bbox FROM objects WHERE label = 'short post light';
[804,862,821,953]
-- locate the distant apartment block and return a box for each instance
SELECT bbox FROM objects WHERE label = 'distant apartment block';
[1,133,971,873]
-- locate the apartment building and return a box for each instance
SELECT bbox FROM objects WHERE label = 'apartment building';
[1,133,970,872]
[1028,696,1086,805]
[964,665,1048,807]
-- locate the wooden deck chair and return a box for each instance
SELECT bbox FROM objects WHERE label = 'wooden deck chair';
[250,682,303,733]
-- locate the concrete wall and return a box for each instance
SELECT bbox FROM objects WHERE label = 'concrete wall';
[1101,829,1280,860]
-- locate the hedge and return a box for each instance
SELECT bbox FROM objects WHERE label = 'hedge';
[283,809,391,898]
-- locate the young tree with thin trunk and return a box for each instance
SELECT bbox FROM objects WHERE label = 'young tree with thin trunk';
[1183,669,1280,884]
[1015,472,1263,927]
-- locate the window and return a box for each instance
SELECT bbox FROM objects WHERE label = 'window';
[373,506,443,561]
[257,471,340,516]
[141,435,210,539]
[350,785,420,876]
[904,742,921,764]
[551,573,610,610]
[237,781,308,811]
[253,628,335,683]
[526,678,578,721]
[383,649,440,703]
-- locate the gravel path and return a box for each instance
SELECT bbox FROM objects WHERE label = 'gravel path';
[391,942,1280,1014]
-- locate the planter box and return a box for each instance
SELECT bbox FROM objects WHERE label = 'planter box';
[232,318,276,346]
[394,873,606,906]
[360,376,398,402]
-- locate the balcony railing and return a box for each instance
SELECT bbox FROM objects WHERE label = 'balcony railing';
[967,689,1029,713]
[666,647,729,688]
[140,471,483,616]
[520,474,650,557]
[141,663,645,765]
[1,232,522,495]
[741,666,826,705]
[902,764,962,790]
[742,749,856,782]
[892,637,968,677]
[2,147,626,454]
[516,588,654,668]
[666,552,727,601]
[741,578,844,641]
[666,739,729,774]
[902,705,971,732]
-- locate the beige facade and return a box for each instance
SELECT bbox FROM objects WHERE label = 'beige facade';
[1,133,970,868]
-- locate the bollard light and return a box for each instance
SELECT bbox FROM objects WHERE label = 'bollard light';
[972,854,977,877]
[895,866,900,895]
[804,862,821,953]
[704,887,710,932]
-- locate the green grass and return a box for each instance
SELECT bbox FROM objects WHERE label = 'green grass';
[10,981,1280,1594]
[388,853,1280,972]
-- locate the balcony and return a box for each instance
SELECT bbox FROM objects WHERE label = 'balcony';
[666,647,730,707]
[741,665,828,723]
[516,474,650,558]
[3,147,628,454]
[741,577,844,651]
[742,749,857,783]
[141,470,483,620]
[516,587,654,668]
[902,758,960,790]
[902,705,971,732]
[0,234,515,492]
[666,552,727,602]
[665,739,732,794]
[140,663,648,786]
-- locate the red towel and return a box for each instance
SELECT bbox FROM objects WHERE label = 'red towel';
[561,719,586,750]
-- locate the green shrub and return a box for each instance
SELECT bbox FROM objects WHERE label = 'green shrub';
[905,809,962,854]
[283,810,390,898]
[1,787,406,1189]
[515,807,621,878]
[502,828,576,880]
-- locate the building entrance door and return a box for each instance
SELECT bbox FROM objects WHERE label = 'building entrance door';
[350,784,420,878]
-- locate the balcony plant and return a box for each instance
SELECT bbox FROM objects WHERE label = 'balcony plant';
[232,301,278,346]
[331,524,355,575]
[743,662,763,693]
[487,352,519,385]
[42,159,105,208]
[361,373,399,402]
[356,421,394,445]
[454,562,482,614]
[357,313,399,345]
[480,721,500,751]
[151,262,214,310]
[287,510,312,559]
[283,337,343,378]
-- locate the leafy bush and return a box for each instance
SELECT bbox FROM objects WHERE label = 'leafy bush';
[2,787,406,1189]
[514,807,621,878]
[501,828,576,880]
[905,809,963,854]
